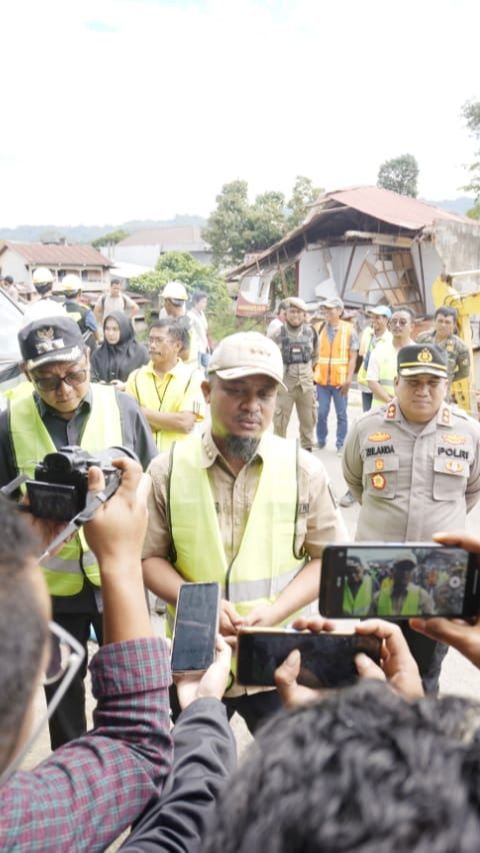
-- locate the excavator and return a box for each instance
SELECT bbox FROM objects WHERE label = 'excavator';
[431,272,480,417]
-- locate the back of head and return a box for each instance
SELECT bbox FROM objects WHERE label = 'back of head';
[0,498,47,773]
[203,681,480,853]
[32,266,54,295]
[58,273,82,297]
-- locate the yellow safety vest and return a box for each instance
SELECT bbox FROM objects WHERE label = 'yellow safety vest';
[377,584,421,616]
[343,575,373,616]
[166,434,306,634]
[9,385,122,596]
[314,320,353,386]
[127,362,198,451]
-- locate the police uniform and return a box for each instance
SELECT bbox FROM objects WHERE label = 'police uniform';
[272,321,318,450]
[416,331,470,384]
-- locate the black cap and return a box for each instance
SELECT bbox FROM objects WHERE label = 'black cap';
[397,344,448,378]
[19,317,86,370]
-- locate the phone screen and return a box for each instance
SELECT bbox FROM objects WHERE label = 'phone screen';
[320,544,480,619]
[236,630,381,688]
[170,582,220,673]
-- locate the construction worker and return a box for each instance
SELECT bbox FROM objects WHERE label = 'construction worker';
[55,273,100,350]
[272,296,318,451]
[142,331,346,733]
[0,316,157,748]
[22,267,67,324]
[371,555,434,617]
[160,281,198,365]
[342,342,480,689]
[313,296,359,455]
[342,555,374,616]
[356,305,392,412]
[125,318,205,451]
[416,306,470,401]
[366,307,415,406]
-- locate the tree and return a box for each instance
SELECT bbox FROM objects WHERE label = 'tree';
[377,154,419,197]
[91,229,129,249]
[203,176,323,269]
[462,99,480,202]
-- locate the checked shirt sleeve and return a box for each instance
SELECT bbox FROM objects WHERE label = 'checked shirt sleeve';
[0,637,173,852]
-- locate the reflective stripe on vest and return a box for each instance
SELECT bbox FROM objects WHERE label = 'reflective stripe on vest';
[9,385,123,596]
[314,321,352,386]
[166,434,306,635]
[372,344,397,405]
[377,584,421,616]
[343,575,373,616]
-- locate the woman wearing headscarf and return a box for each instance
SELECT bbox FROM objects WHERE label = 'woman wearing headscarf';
[91,311,148,389]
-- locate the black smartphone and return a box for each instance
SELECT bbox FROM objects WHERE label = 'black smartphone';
[170,582,221,674]
[319,543,480,619]
[236,628,381,688]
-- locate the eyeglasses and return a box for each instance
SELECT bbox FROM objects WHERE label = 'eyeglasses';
[32,368,88,392]
[0,622,84,785]
[390,319,409,326]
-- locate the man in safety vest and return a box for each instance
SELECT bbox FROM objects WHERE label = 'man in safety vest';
[313,296,359,455]
[142,331,346,733]
[366,307,414,407]
[125,318,205,451]
[342,555,374,616]
[0,316,157,748]
[371,555,434,617]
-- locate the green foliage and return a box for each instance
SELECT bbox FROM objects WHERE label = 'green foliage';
[467,201,480,219]
[462,100,480,200]
[203,175,323,269]
[377,154,419,197]
[91,229,129,248]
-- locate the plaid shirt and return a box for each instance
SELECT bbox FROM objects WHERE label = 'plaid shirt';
[0,637,173,852]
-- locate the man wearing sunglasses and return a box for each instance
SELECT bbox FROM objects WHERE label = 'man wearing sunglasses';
[0,316,157,749]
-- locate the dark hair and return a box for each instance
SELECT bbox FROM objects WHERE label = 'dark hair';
[150,317,190,350]
[391,306,415,321]
[4,276,14,285]
[435,306,458,322]
[192,290,208,305]
[203,681,480,853]
[0,498,46,772]
[111,278,121,287]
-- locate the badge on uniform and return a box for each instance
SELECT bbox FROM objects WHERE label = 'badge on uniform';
[440,407,451,426]
[367,431,392,441]
[374,459,385,471]
[444,434,465,445]
[385,404,396,420]
[371,473,386,490]
[445,461,465,474]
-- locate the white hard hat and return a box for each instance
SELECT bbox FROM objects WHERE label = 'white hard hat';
[61,273,82,293]
[162,280,188,302]
[32,266,54,286]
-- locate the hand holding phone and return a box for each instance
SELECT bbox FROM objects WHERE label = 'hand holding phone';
[175,635,232,710]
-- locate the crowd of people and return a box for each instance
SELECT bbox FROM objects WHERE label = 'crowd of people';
[2,270,480,850]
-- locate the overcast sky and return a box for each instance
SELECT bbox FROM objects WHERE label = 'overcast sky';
[2,0,479,227]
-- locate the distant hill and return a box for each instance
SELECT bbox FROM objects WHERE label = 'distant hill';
[424,196,475,216]
[0,214,206,244]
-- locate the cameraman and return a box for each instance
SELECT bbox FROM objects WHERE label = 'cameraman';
[0,316,157,748]
[0,459,176,850]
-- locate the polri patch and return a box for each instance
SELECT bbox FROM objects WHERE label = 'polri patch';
[371,473,386,490]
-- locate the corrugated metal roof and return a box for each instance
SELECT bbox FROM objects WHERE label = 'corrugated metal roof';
[309,185,468,230]
[119,225,209,249]
[0,242,112,267]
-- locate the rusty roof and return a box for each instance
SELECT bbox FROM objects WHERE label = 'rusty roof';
[0,241,112,268]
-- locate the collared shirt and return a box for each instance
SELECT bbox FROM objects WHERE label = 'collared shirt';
[0,638,173,852]
[342,398,480,541]
[143,427,346,566]
[416,330,470,383]
[125,360,205,450]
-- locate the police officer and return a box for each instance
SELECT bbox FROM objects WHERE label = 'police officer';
[0,316,157,748]
[142,331,346,733]
[416,306,470,401]
[272,297,318,451]
[342,343,480,689]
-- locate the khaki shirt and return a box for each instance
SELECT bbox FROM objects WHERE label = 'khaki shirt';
[416,331,470,383]
[144,428,347,564]
[342,399,480,541]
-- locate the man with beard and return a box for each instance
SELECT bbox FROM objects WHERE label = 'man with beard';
[142,331,346,733]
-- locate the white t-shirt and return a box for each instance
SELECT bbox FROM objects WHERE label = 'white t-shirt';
[22,298,67,325]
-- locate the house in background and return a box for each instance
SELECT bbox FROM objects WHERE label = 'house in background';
[104,224,212,268]
[0,241,112,297]
[227,186,480,317]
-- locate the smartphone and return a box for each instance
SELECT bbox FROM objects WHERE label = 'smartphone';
[236,627,381,688]
[319,543,480,619]
[170,582,221,674]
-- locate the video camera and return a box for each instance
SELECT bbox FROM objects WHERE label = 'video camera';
[23,445,137,521]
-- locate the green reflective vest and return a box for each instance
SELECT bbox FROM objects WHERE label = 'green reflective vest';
[9,385,122,596]
[167,434,306,634]
[371,342,397,406]
[377,583,421,616]
[343,575,373,616]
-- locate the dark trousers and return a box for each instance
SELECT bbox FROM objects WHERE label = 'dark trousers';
[169,684,282,735]
[44,610,104,749]
[401,624,448,694]
[361,391,373,412]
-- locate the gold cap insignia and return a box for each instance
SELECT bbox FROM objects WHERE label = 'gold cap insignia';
[418,348,433,363]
